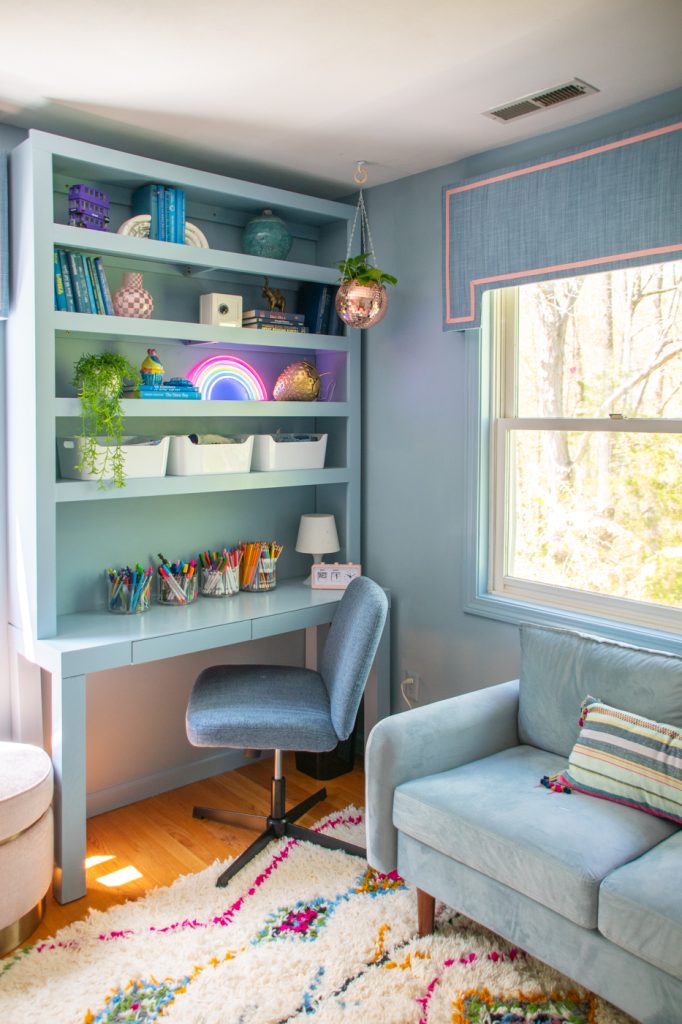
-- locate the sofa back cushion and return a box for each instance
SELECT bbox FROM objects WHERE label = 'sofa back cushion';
[518,624,682,757]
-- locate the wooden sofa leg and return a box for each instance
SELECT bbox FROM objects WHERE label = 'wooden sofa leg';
[417,888,435,936]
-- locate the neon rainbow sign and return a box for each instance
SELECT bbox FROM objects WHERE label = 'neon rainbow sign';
[187,356,267,401]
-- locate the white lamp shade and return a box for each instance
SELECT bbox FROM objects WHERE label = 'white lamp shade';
[295,513,340,556]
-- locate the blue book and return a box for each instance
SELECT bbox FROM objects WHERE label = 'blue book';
[94,257,115,315]
[176,188,186,244]
[85,257,105,314]
[132,184,160,239]
[296,282,329,334]
[156,186,166,242]
[165,188,176,243]
[80,254,97,313]
[67,252,91,313]
[58,250,76,311]
[54,250,67,311]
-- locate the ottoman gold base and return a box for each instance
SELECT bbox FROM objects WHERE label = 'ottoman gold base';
[0,898,46,958]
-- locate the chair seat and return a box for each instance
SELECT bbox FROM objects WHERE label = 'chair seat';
[393,744,677,929]
[186,665,338,752]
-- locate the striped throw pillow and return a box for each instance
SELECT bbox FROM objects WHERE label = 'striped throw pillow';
[556,698,682,824]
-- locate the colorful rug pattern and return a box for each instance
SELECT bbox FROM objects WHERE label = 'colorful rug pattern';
[0,808,636,1023]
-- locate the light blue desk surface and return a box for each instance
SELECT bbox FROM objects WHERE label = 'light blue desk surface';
[11,579,390,903]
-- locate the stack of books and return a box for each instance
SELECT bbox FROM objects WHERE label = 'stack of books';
[132,183,186,243]
[54,248,114,314]
[242,309,307,333]
[126,378,202,401]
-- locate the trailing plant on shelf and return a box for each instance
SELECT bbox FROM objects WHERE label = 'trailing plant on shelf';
[336,252,398,288]
[72,352,141,488]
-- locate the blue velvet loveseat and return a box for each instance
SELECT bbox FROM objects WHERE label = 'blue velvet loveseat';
[366,624,682,1024]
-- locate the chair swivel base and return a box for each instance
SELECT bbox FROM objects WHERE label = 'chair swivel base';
[193,778,365,888]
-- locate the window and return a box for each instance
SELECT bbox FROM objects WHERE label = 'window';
[482,260,682,638]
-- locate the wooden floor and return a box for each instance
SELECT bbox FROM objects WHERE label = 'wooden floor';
[31,754,365,943]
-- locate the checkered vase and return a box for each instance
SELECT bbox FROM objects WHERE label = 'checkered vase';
[113,272,154,319]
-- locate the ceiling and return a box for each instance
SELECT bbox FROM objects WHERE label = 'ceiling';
[1,0,681,198]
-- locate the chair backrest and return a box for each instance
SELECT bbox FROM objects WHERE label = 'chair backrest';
[319,576,388,740]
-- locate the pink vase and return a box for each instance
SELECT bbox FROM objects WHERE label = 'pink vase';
[113,272,154,319]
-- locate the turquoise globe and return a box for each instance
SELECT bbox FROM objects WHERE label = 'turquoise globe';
[243,209,292,260]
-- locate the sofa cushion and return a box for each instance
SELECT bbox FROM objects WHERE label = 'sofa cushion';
[557,698,682,824]
[393,744,678,929]
[518,624,682,758]
[599,828,682,980]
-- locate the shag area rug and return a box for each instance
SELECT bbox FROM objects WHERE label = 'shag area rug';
[1,808,636,1024]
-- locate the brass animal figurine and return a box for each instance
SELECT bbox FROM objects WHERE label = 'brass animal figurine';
[262,277,286,312]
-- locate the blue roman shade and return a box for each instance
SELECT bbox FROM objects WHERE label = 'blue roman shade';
[442,119,682,331]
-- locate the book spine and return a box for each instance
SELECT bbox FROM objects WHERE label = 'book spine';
[176,189,185,244]
[68,252,91,313]
[86,256,105,314]
[165,188,176,243]
[319,286,333,335]
[58,250,76,311]
[157,186,166,242]
[54,250,67,311]
[94,257,115,315]
[244,323,307,332]
[80,253,97,313]
[137,389,201,400]
[242,310,305,324]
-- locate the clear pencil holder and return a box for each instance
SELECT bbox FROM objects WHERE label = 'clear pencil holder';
[240,557,277,592]
[158,572,198,605]
[200,567,240,598]
[107,575,152,614]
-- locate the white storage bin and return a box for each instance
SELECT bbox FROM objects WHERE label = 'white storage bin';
[58,436,170,481]
[252,433,328,471]
[167,434,254,476]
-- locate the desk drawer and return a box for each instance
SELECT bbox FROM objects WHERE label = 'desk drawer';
[251,605,336,640]
[132,620,251,663]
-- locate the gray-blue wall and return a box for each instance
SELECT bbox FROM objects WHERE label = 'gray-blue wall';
[362,88,682,711]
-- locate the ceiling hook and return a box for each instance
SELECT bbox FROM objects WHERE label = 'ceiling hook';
[353,161,369,186]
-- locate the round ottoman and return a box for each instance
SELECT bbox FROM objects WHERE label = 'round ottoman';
[0,741,54,955]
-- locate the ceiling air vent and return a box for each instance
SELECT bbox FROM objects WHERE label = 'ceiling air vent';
[484,78,599,123]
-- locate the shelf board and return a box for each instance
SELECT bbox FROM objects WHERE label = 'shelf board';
[52,224,339,286]
[54,311,351,352]
[55,398,349,418]
[55,467,351,502]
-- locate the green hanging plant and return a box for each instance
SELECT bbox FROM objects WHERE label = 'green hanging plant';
[336,252,398,288]
[72,352,140,488]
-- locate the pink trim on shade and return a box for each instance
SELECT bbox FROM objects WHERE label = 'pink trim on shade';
[444,121,682,325]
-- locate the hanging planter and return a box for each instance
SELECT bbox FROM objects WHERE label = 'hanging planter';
[335,175,397,330]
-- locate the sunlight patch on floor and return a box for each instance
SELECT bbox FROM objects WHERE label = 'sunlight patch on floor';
[96,865,143,887]
[85,854,115,869]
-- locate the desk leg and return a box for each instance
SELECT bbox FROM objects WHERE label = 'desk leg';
[363,600,391,744]
[51,671,87,904]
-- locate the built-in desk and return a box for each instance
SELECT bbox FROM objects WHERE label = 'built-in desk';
[10,579,390,904]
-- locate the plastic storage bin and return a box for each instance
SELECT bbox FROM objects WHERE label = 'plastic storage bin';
[167,435,254,476]
[57,436,169,481]
[251,433,327,471]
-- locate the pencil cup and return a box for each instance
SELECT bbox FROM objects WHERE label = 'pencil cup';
[200,567,240,598]
[158,572,198,605]
[240,556,277,592]
[106,573,152,614]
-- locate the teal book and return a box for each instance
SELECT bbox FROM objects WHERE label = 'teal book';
[176,188,186,244]
[54,250,67,311]
[132,184,160,239]
[157,186,166,242]
[58,250,76,311]
[79,254,97,313]
[85,256,105,314]
[67,252,91,313]
[94,257,115,315]
[165,188,176,243]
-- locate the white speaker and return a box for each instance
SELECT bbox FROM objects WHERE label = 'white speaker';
[199,292,243,327]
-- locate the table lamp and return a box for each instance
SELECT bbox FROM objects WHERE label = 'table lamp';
[296,513,340,584]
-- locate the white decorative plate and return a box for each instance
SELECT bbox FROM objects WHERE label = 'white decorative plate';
[117,214,209,248]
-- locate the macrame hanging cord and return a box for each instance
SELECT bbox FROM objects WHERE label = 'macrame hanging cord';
[345,189,377,265]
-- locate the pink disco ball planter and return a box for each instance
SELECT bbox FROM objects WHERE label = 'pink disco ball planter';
[335,280,389,329]
[113,272,154,319]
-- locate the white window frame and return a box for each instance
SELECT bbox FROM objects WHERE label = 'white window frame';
[464,286,682,656]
